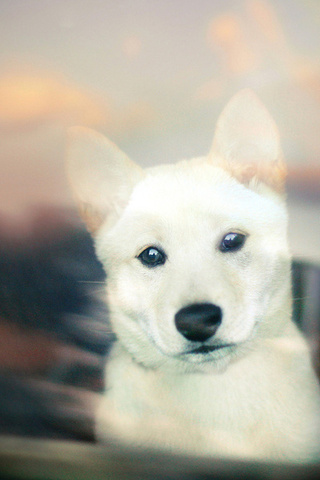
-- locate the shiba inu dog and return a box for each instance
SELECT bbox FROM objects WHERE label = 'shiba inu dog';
[67,90,320,463]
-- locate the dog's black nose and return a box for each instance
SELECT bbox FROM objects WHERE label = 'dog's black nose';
[174,303,222,342]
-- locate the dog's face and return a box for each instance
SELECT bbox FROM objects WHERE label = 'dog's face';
[67,90,291,373]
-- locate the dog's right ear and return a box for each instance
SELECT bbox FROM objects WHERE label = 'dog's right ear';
[209,90,286,194]
[66,127,144,234]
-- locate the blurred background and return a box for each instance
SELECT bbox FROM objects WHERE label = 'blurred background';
[0,0,320,445]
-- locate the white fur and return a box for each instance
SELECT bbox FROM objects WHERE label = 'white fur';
[67,90,320,463]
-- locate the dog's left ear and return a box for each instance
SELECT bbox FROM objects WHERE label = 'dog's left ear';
[66,127,144,234]
[209,89,286,193]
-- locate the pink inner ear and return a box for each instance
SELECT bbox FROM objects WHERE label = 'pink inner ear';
[218,157,287,193]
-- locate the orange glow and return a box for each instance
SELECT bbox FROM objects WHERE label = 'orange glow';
[246,0,287,46]
[0,74,108,129]
[208,14,241,44]
[207,14,257,75]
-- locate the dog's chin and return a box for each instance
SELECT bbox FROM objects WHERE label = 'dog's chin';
[150,341,240,374]
[181,343,236,368]
[172,348,236,374]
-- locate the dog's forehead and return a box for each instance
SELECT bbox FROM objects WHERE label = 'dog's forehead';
[126,160,286,228]
[131,163,233,212]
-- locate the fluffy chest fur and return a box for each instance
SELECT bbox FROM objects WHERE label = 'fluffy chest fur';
[96,325,320,462]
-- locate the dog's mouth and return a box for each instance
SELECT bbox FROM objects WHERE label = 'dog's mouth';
[186,343,234,355]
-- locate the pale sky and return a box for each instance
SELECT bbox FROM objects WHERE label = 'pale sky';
[1,0,320,227]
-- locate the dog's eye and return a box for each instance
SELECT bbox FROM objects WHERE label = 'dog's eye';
[138,247,166,267]
[219,233,246,253]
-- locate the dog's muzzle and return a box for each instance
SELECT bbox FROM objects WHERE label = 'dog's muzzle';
[174,303,222,342]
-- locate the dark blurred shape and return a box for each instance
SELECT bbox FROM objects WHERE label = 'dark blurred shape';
[0,207,114,441]
[0,209,103,336]
[292,260,320,376]
[287,166,320,201]
[1,435,320,480]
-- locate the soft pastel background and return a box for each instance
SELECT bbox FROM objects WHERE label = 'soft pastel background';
[1,0,320,261]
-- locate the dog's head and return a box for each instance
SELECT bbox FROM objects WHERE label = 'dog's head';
[67,90,291,373]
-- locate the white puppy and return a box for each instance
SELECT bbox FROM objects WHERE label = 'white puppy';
[67,90,320,463]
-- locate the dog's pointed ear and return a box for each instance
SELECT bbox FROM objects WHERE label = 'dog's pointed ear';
[66,127,144,234]
[209,89,286,193]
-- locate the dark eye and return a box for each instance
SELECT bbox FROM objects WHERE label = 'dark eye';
[138,247,166,267]
[219,232,246,253]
